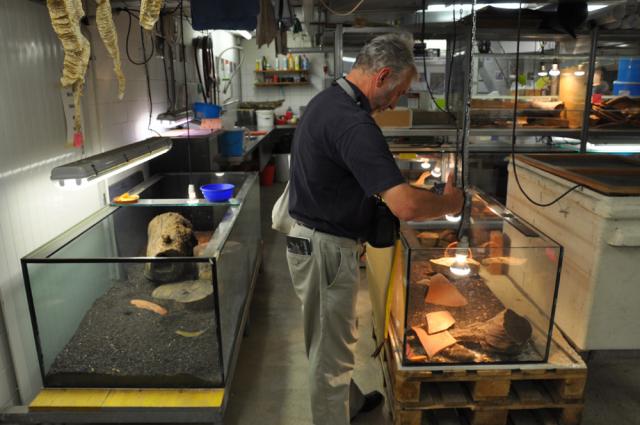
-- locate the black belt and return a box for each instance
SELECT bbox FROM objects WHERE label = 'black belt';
[296,221,362,244]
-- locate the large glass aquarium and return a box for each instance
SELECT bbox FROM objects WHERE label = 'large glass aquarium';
[21,172,260,388]
[389,190,562,367]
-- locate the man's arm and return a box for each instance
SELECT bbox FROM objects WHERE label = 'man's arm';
[381,173,464,222]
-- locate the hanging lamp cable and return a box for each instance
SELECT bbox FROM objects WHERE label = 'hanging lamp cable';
[510,2,582,207]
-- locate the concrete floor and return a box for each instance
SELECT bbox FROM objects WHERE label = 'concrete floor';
[224,183,640,425]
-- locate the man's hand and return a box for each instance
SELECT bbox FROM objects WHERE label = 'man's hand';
[443,173,464,215]
[382,173,465,222]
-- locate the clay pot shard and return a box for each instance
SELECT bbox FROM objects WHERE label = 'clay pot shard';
[481,256,527,266]
[424,273,468,307]
[426,311,456,334]
[130,299,167,316]
[411,171,431,187]
[412,326,457,358]
[144,212,197,283]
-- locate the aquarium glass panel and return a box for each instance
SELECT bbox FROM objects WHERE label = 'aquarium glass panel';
[391,190,561,366]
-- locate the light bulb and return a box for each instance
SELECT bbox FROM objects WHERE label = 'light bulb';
[420,160,431,170]
[574,64,585,77]
[537,64,548,77]
[450,253,471,277]
[445,214,461,222]
[549,62,560,77]
[215,172,225,177]
[431,166,442,178]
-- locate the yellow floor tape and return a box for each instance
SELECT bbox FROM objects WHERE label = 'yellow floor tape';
[30,388,224,410]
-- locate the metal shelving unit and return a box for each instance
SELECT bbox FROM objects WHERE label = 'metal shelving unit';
[333,18,640,153]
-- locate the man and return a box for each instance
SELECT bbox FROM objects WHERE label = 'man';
[285,33,464,425]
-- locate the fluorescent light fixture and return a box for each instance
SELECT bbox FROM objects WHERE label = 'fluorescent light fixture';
[157,110,192,129]
[342,56,356,63]
[51,137,172,189]
[588,4,607,12]
[232,30,252,40]
[418,4,488,12]
[493,3,522,9]
[587,143,640,153]
[549,62,560,77]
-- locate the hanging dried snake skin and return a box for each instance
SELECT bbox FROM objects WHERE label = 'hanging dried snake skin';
[95,0,125,99]
[139,0,165,30]
[47,0,91,134]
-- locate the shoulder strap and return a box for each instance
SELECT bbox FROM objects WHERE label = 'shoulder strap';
[336,77,360,105]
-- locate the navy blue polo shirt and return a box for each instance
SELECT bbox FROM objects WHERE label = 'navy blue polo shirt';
[289,80,405,240]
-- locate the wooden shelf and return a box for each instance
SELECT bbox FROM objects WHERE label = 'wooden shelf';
[255,69,309,73]
[254,82,310,87]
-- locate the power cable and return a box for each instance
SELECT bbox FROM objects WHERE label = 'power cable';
[124,8,155,65]
[510,2,582,207]
[193,37,208,103]
[140,24,161,137]
[179,0,192,174]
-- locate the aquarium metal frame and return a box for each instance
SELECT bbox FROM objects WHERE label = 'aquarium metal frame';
[21,172,260,390]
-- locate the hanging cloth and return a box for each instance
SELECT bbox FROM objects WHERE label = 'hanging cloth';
[256,0,278,47]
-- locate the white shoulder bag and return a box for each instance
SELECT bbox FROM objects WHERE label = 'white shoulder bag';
[271,182,295,234]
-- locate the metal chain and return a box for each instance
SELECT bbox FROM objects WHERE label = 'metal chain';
[457,0,477,242]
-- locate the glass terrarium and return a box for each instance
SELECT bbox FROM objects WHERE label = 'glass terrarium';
[389,189,562,367]
[588,32,640,142]
[449,9,591,137]
[21,173,260,388]
[394,152,455,190]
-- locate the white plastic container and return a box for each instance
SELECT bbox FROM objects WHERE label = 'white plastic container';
[507,160,640,350]
[256,110,274,131]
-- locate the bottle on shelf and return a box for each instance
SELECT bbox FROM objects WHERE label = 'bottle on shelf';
[261,56,268,71]
[255,58,261,71]
[294,54,301,71]
[287,53,294,70]
[302,55,310,70]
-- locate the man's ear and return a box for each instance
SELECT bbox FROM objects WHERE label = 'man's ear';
[376,67,392,87]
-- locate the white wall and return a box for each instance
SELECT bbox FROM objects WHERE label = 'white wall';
[240,38,330,116]
[0,1,237,406]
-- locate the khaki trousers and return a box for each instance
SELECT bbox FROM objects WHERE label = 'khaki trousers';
[286,222,365,425]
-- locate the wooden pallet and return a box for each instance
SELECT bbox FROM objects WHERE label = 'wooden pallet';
[380,325,587,425]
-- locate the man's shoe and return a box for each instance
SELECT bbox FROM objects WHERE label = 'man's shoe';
[351,391,384,420]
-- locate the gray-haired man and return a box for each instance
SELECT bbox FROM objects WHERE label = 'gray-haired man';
[286,33,463,425]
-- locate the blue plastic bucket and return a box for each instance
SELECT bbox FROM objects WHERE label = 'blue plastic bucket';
[613,81,640,96]
[193,102,221,119]
[617,58,640,83]
[200,183,235,202]
[218,129,244,157]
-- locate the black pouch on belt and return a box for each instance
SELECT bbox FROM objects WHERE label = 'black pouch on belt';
[366,196,399,248]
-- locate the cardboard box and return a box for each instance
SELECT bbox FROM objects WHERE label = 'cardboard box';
[372,108,412,128]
